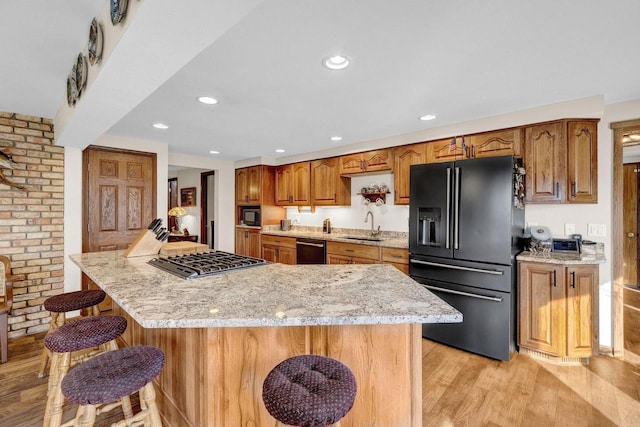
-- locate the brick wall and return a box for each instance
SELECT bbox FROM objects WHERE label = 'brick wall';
[0,112,64,338]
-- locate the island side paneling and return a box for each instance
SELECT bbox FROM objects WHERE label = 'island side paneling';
[113,303,422,427]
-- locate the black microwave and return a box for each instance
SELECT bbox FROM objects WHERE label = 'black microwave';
[241,208,261,226]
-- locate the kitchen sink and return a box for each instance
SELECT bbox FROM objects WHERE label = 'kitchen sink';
[344,236,384,242]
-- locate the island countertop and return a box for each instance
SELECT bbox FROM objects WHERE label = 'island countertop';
[70,250,461,329]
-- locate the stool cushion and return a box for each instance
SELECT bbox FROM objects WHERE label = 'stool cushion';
[262,355,357,427]
[44,290,106,313]
[61,345,165,405]
[44,315,127,353]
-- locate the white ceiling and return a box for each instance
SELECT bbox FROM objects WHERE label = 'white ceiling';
[2,0,640,162]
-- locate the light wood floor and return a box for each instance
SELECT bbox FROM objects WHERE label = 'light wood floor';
[1,334,639,426]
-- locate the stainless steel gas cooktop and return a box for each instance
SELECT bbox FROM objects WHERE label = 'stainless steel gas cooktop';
[148,251,267,279]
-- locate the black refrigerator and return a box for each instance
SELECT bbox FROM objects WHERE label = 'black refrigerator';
[409,155,524,361]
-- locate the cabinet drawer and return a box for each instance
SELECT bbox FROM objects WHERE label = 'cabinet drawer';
[381,247,409,264]
[261,234,296,248]
[327,241,380,261]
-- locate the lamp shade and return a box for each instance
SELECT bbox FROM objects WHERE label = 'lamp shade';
[168,206,188,217]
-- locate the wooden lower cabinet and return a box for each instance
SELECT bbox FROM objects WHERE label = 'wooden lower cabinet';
[326,241,380,265]
[518,261,598,361]
[235,227,261,258]
[381,247,409,274]
[112,303,423,427]
[261,234,296,265]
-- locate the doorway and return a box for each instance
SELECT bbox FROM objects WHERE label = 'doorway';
[612,118,640,360]
[200,171,215,248]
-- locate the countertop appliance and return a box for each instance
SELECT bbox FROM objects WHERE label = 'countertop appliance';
[409,155,524,361]
[148,251,266,279]
[241,207,261,226]
[296,238,326,264]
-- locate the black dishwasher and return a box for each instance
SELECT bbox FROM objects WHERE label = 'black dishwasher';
[296,238,326,264]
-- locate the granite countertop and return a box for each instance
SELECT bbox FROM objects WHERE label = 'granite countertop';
[70,250,461,329]
[516,251,606,265]
[261,226,409,249]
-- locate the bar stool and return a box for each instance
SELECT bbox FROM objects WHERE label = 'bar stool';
[262,355,357,427]
[61,345,165,427]
[38,289,106,378]
[42,315,127,427]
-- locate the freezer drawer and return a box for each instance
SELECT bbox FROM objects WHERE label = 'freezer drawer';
[410,255,513,293]
[417,278,515,361]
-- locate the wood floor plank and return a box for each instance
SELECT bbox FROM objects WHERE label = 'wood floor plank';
[2,334,640,426]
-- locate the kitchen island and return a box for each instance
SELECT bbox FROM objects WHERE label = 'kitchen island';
[71,250,461,427]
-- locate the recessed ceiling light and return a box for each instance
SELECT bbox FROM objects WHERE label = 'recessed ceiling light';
[419,114,436,121]
[153,122,169,129]
[198,96,218,105]
[323,55,350,70]
[330,136,343,142]
[275,149,286,153]
[209,150,219,154]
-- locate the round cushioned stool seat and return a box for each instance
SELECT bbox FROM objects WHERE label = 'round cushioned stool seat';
[44,290,106,313]
[44,315,127,353]
[262,355,357,427]
[61,345,165,405]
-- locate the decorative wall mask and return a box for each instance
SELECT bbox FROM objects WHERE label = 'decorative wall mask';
[88,18,103,65]
[110,0,129,25]
[0,150,28,192]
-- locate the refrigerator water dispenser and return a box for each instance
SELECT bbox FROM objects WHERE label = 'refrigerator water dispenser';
[418,207,441,247]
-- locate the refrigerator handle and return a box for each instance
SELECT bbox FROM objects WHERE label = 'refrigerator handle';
[453,166,460,250]
[445,168,451,249]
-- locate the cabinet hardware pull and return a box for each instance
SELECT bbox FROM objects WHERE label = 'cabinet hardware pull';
[555,182,559,198]
[570,271,576,288]
[445,168,451,249]
[245,231,248,238]
[410,259,504,275]
[289,195,293,203]
[423,284,503,302]
[334,193,336,201]
[453,167,460,250]
[571,182,577,198]
[296,241,324,248]
[345,249,355,253]
[552,270,557,287]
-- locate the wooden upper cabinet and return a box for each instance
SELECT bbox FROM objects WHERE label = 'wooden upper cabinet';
[235,165,263,205]
[425,138,468,163]
[275,162,310,206]
[393,143,427,205]
[468,128,524,159]
[567,120,597,203]
[311,157,351,206]
[524,122,566,203]
[339,149,393,175]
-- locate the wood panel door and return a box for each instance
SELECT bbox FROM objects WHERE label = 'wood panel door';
[393,143,426,205]
[623,163,638,286]
[567,120,598,203]
[275,165,293,205]
[566,266,597,357]
[310,158,350,206]
[291,161,310,205]
[469,128,524,159]
[524,122,565,203]
[83,147,156,252]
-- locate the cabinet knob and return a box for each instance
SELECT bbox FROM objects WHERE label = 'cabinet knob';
[628,232,635,238]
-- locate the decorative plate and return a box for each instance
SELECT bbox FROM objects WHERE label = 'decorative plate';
[110,0,129,26]
[75,54,88,95]
[66,73,78,107]
[88,18,103,65]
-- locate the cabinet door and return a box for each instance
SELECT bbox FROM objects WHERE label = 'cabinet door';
[291,162,311,205]
[567,121,598,203]
[393,144,426,205]
[235,168,249,204]
[340,154,364,174]
[326,253,352,265]
[246,166,262,204]
[519,262,565,356]
[525,122,565,203]
[566,266,597,357]
[425,138,467,163]
[311,158,350,206]
[470,128,523,159]
[363,149,393,172]
[278,246,297,265]
[275,165,292,205]
[262,245,277,262]
[236,228,261,257]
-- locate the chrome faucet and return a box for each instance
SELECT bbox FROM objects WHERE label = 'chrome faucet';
[364,211,381,236]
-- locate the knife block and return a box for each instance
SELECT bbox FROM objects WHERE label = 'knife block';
[123,230,165,258]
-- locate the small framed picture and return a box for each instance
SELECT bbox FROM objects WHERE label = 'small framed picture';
[180,187,196,207]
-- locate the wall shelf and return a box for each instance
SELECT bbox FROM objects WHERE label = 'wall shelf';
[357,191,391,204]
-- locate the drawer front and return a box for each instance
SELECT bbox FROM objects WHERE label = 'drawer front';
[382,247,409,264]
[624,287,640,310]
[261,234,296,248]
[327,241,380,261]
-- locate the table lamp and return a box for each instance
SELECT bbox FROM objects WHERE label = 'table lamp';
[168,206,188,234]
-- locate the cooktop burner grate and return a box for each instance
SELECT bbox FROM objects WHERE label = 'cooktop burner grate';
[148,251,267,279]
